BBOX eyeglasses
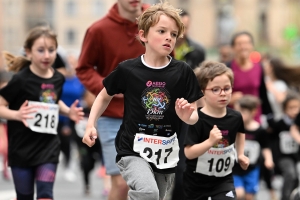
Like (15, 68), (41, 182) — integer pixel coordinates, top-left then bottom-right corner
(205, 86), (232, 95)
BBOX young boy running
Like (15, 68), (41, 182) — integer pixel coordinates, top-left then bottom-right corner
(233, 95), (274, 200)
(184, 61), (249, 200)
(82, 2), (203, 200)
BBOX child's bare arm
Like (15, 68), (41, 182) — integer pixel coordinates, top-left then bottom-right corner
(235, 132), (249, 170)
(82, 88), (113, 147)
(185, 125), (222, 159)
(262, 148), (274, 169)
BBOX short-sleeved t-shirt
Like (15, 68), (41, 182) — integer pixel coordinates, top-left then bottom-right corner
(103, 56), (203, 173)
(233, 126), (268, 175)
(0, 66), (65, 167)
(273, 116), (299, 162)
(184, 107), (244, 187)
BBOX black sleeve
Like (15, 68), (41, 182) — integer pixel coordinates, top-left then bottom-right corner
(259, 65), (273, 115)
(294, 112), (300, 127)
(0, 73), (23, 103)
(237, 112), (245, 133)
(103, 64), (126, 96)
(52, 53), (66, 69)
(184, 122), (202, 146)
(184, 65), (203, 103)
(258, 128), (269, 149)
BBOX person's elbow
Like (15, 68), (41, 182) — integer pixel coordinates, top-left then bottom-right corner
(184, 146), (195, 160)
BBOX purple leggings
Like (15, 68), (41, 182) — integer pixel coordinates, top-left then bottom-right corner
(11, 163), (57, 200)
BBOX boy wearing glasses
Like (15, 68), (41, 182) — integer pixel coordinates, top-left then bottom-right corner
(183, 61), (249, 200)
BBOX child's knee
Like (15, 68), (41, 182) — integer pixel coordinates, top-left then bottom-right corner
(139, 189), (160, 200)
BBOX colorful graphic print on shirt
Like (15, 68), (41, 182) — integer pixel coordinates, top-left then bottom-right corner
(142, 80), (170, 121)
(39, 83), (57, 103)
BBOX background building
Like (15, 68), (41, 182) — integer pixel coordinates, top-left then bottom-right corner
(1, 0), (300, 67)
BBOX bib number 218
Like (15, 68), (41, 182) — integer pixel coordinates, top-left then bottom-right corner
(34, 113), (56, 128)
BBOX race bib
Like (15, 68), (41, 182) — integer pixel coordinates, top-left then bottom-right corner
(279, 131), (299, 154)
(133, 133), (179, 169)
(244, 140), (260, 164)
(195, 144), (235, 177)
(26, 101), (59, 134)
(75, 117), (88, 137)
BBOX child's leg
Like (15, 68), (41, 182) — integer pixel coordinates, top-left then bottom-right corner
(154, 172), (175, 200)
(35, 163), (57, 200)
(117, 156), (160, 200)
(278, 157), (297, 200)
(233, 175), (245, 200)
(11, 166), (35, 200)
(244, 167), (260, 200)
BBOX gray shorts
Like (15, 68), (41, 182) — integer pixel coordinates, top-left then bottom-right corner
(117, 156), (174, 200)
(97, 117), (122, 175)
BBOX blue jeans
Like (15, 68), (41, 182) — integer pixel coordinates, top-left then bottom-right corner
(97, 117), (122, 175)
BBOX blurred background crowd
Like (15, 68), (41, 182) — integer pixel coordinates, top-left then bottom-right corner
(1, 0), (300, 200)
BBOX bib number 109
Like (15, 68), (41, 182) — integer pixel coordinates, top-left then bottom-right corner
(207, 157), (231, 173)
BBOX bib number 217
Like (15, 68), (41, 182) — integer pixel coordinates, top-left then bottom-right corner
(143, 147), (173, 165)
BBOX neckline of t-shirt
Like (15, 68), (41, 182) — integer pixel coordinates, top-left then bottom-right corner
(198, 107), (228, 119)
(28, 65), (56, 80)
(141, 55), (172, 69)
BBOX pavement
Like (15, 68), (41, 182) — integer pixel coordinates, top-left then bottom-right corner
(0, 152), (283, 200)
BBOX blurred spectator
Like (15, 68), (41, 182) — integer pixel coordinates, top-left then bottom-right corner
(174, 10), (205, 69)
(0, 70), (13, 181)
(57, 53), (85, 182)
(227, 31), (272, 123)
(218, 43), (233, 64)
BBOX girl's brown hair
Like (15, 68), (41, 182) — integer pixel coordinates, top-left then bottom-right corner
(2, 26), (57, 72)
(194, 61), (234, 91)
(136, 1), (185, 46)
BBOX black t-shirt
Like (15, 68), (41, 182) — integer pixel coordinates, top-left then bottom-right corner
(0, 66), (65, 167)
(273, 117), (299, 162)
(233, 126), (268, 175)
(103, 56), (203, 173)
(184, 107), (244, 187)
(295, 112), (300, 127)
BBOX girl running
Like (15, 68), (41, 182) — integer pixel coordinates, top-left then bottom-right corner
(0, 26), (83, 200)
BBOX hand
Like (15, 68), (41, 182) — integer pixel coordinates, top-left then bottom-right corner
(82, 126), (98, 147)
(208, 125), (222, 146)
(17, 100), (36, 127)
(175, 98), (195, 122)
(61, 125), (72, 136)
(114, 94), (124, 98)
(69, 100), (84, 123)
(238, 155), (249, 170)
(264, 159), (274, 170)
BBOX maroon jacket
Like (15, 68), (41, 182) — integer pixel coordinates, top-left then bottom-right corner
(76, 3), (148, 118)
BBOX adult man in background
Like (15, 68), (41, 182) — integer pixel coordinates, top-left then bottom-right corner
(76, 1), (148, 199)
(174, 10), (205, 69)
